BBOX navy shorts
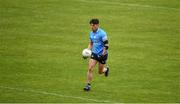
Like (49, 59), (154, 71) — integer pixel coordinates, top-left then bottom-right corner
(91, 53), (108, 64)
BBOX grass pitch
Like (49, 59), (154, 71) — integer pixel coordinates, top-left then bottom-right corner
(0, 0), (180, 103)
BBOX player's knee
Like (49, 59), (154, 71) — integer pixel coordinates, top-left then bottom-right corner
(88, 67), (93, 72)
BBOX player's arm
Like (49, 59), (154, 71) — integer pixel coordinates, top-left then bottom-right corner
(102, 32), (109, 55)
(88, 41), (93, 50)
(102, 40), (109, 55)
(82, 41), (92, 59)
(88, 34), (93, 50)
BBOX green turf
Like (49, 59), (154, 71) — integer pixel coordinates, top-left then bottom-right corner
(0, 0), (180, 103)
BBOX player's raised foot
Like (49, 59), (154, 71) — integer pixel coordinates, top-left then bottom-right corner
(83, 84), (91, 91)
(105, 66), (109, 77)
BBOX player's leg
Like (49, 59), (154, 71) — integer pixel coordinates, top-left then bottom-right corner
(84, 59), (97, 91)
(98, 63), (106, 74)
(86, 59), (97, 83)
(98, 54), (109, 76)
(98, 63), (109, 77)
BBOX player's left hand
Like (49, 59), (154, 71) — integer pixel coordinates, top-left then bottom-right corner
(102, 50), (106, 56)
(99, 55), (105, 60)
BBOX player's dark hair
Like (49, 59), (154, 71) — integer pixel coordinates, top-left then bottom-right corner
(89, 18), (99, 24)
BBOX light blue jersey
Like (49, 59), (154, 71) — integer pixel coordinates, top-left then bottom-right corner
(89, 28), (108, 55)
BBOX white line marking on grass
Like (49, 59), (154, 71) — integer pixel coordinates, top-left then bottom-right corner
(76, 0), (180, 11)
(0, 85), (110, 103)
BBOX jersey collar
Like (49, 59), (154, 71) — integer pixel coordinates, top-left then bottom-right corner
(93, 28), (100, 33)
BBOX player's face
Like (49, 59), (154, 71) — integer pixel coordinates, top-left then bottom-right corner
(90, 24), (99, 32)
